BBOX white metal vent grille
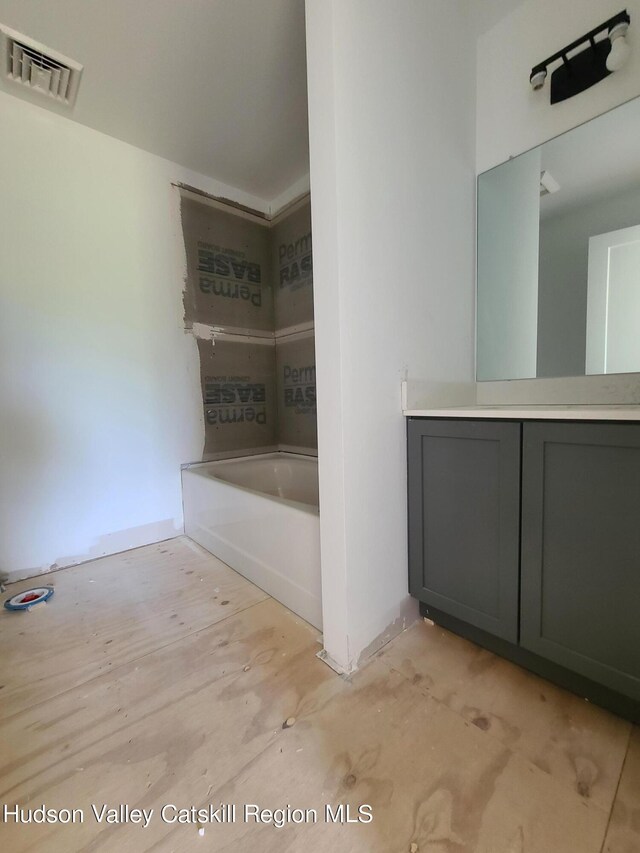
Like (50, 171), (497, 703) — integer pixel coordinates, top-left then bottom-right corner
(1, 24), (82, 108)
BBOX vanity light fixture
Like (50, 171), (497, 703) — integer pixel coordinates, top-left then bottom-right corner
(529, 10), (631, 104)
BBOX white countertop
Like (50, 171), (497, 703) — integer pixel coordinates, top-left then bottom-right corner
(403, 405), (640, 421)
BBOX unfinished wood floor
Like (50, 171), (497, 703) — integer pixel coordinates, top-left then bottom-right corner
(1, 537), (638, 853)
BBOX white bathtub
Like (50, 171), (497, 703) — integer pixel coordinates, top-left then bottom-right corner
(182, 453), (321, 629)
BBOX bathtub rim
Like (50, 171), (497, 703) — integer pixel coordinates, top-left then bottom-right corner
(182, 451), (320, 516)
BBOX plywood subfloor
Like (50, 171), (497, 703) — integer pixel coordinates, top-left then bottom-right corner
(0, 536), (638, 852)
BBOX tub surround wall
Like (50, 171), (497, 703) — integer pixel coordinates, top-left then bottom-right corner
(197, 338), (278, 458)
(273, 202), (317, 453)
(182, 198), (274, 334)
(181, 196), (317, 460)
(181, 197), (278, 459)
(272, 203), (314, 331)
(276, 331), (318, 451)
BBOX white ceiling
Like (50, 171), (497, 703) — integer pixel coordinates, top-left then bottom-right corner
(0, 0), (526, 202)
(0, 0), (309, 202)
(471, 0), (528, 35)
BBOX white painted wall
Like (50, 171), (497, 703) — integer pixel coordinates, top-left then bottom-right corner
(305, 0), (476, 671)
(0, 90), (269, 580)
(477, 0), (640, 174)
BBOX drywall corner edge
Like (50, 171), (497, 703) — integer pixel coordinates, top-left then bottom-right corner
(355, 596), (420, 669)
(270, 173), (311, 218)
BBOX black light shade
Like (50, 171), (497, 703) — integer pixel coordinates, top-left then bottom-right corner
(550, 39), (612, 104)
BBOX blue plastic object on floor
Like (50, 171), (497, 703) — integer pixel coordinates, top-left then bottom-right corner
(4, 586), (54, 611)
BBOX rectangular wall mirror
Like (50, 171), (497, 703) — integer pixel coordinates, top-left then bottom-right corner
(477, 95), (640, 381)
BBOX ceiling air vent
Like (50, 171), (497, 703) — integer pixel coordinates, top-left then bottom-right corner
(0, 24), (82, 108)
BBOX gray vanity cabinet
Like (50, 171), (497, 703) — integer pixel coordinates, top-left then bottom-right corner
(407, 419), (521, 642)
(408, 416), (640, 717)
(520, 422), (640, 701)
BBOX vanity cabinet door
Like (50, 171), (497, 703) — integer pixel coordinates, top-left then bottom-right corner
(408, 419), (521, 642)
(521, 422), (640, 701)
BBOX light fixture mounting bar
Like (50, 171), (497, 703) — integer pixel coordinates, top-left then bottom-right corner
(530, 10), (630, 81)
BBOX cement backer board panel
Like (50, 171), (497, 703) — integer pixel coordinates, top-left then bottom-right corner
(182, 196), (316, 459)
(276, 333), (317, 450)
(272, 201), (313, 330)
(182, 197), (273, 332)
(198, 338), (277, 457)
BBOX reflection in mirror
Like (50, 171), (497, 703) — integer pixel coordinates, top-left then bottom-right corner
(477, 95), (640, 381)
